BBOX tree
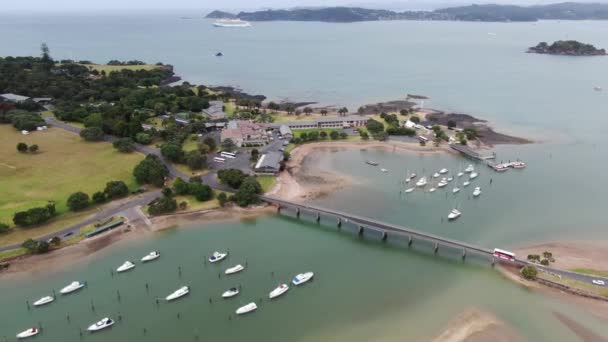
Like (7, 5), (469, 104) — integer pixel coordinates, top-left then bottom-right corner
(172, 177), (190, 195)
(113, 137), (135, 153)
(104, 180), (129, 199)
(303, 107), (313, 116)
(360, 131), (369, 140)
(148, 196), (177, 215)
(320, 109), (328, 116)
(28, 144), (39, 153)
(203, 137), (217, 151)
(162, 187), (173, 198)
(197, 143), (211, 155)
(366, 119), (384, 134)
(399, 109), (409, 116)
(339, 132), (348, 139)
(330, 130), (339, 140)
(409, 116), (420, 124)
(135, 132), (152, 145)
(40, 43), (54, 71)
(185, 150), (206, 170)
(67, 192), (90, 211)
(338, 107), (348, 116)
(50, 236), (61, 246)
(217, 168), (246, 189)
(217, 192), (228, 207)
(267, 102), (280, 111)
(83, 113), (103, 128)
(13, 203), (56, 226)
(190, 182), (213, 201)
(160, 143), (184, 163)
(283, 151), (291, 162)
(447, 120), (457, 129)
(540, 259), (550, 266)
(521, 265), (538, 280)
(376, 131), (389, 141)
(92, 191), (107, 204)
(319, 131), (327, 139)
(221, 138), (237, 152)
(22, 239), (39, 252)
(17, 142), (28, 153)
(0, 222), (10, 234)
(133, 154), (169, 187)
(250, 148), (260, 161)
(80, 127), (104, 141)
(300, 132), (308, 141)
(542, 251), (553, 260)
(234, 177), (262, 207)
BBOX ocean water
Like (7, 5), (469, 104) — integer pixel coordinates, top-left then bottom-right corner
(1, 12), (608, 341)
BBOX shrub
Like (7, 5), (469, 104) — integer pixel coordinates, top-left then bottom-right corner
(92, 191), (107, 204)
(80, 127), (104, 141)
(148, 196), (177, 216)
(409, 116), (420, 124)
(330, 131), (339, 140)
(217, 192), (228, 207)
(172, 177), (191, 195)
(104, 180), (129, 199)
(540, 259), (550, 266)
(190, 182), (213, 201)
(13, 203), (56, 226)
(366, 119), (384, 134)
(0, 222), (10, 234)
(28, 144), (39, 153)
(133, 154), (169, 187)
(67, 191), (90, 211)
(185, 150), (206, 170)
(112, 137), (135, 152)
(135, 132), (152, 145)
(17, 142), (28, 152)
(521, 265), (538, 280)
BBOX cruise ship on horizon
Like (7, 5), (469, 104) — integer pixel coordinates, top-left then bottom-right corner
(213, 19), (252, 28)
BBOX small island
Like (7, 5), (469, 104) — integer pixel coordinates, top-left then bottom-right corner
(527, 40), (606, 56)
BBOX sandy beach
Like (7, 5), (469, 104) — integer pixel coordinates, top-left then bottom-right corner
(430, 307), (521, 342)
(514, 240), (608, 271)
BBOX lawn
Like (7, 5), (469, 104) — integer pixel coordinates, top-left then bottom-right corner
(257, 176), (277, 193)
(174, 196), (221, 213)
(224, 102), (236, 119)
(569, 268), (608, 278)
(0, 125), (143, 229)
(182, 134), (199, 152)
(82, 64), (161, 73)
(540, 272), (608, 297)
(0, 248), (28, 262)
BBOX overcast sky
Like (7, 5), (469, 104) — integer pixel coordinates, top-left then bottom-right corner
(4, 0), (604, 12)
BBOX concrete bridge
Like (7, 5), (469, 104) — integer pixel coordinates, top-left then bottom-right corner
(261, 195), (497, 263)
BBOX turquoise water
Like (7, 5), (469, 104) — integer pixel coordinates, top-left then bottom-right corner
(1, 12), (608, 341)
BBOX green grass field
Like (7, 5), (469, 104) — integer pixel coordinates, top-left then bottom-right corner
(569, 268), (608, 278)
(224, 102), (236, 118)
(257, 176), (277, 193)
(0, 125), (143, 232)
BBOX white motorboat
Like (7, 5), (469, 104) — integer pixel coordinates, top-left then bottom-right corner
(439, 168), (448, 174)
(116, 261), (135, 273)
(452, 187), (460, 193)
(225, 264), (245, 275)
(60, 281), (85, 295)
(447, 177), (453, 182)
(464, 165), (475, 173)
(437, 179), (448, 188)
(87, 317), (114, 332)
(511, 161), (526, 169)
(16, 328), (39, 339)
(292, 272), (314, 286)
(365, 160), (378, 166)
(166, 286), (190, 301)
(213, 19), (251, 28)
(269, 284), (289, 299)
(222, 287), (240, 298)
(381, 168), (388, 173)
(469, 172), (478, 180)
(405, 187), (415, 193)
(448, 209), (462, 220)
(473, 187), (482, 197)
(405, 177), (410, 183)
(141, 251), (160, 262)
(33, 295), (54, 307)
(409, 173), (417, 179)
(432, 172), (440, 178)
(415, 177), (427, 187)
(429, 188), (436, 193)
(463, 181), (471, 187)
(457, 172), (464, 177)
(209, 251), (228, 263)
(236, 302), (258, 315)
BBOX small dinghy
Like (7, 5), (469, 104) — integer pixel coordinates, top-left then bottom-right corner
(432, 172), (440, 178)
(16, 328), (39, 339)
(222, 287), (240, 298)
(33, 295), (54, 307)
(439, 168), (448, 174)
(463, 181), (471, 187)
(60, 281), (85, 295)
(452, 187), (460, 193)
(141, 251), (160, 262)
(457, 172), (464, 177)
(225, 264), (245, 275)
(405, 187), (415, 193)
(269, 284), (289, 299)
(87, 317), (114, 332)
(429, 188), (436, 193)
(166, 286), (190, 301)
(292, 272), (314, 286)
(473, 187), (482, 197)
(236, 302), (258, 315)
(116, 261), (135, 273)
(208, 251), (228, 263)
(469, 172), (478, 180)
(448, 209), (462, 220)
(447, 177), (453, 182)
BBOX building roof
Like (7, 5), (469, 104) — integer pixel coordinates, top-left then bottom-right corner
(404, 120), (416, 129)
(0, 93), (30, 102)
(204, 100), (227, 119)
(279, 125), (293, 136)
(254, 151), (282, 171)
(32, 97), (53, 103)
(315, 115), (369, 123)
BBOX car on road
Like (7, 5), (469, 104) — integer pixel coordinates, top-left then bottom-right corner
(592, 279), (605, 286)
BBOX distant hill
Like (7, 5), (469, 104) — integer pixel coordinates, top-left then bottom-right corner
(206, 2), (608, 23)
(528, 40), (606, 56)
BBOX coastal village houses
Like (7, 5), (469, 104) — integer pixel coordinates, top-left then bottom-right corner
(221, 120), (270, 147)
(277, 115), (369, 130)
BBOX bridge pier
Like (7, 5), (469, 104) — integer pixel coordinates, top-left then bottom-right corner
(316, 212), (321, 223)
(434, 243), (439, 254)
(296, 208), (300, 218)
(462, 249), (466, 261)
(358, 226), (364, 236)
(277, 205), (281, 213)
(408, 235), (413, 247)
(491, 257), (496, 267)
(337, 218), (342, 228)
(381, 232), (388, 242)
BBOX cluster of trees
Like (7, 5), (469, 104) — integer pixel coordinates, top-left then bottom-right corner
(16, 142), (39, 153)
(0, 110), (45, 131)
(113, 137), (135, 152)
(217, 168), (262, 207)
(13, 203), (56, 227)
(526, 251), (554, 266)
(21, 238), (59, 254)
(521, 265), (538, 280)
(107, 60), (147, 66)
(290, 130), (348, 145)
(133, 155), (169, 187)
(66, 180), (129, 211)
(172, 177), (213, 202)
(148, 188), (177, 216)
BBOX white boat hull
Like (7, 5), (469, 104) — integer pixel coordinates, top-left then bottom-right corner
(209, 252), (227, 263)
(87, 318), (114, 332)
(60, 282), (85, 294)
(141, 252), (160, 262)
(33, 296), (54, 307)
(222, 289), (239, 298)
(269, 284), (289, 299)
(166, 286), (190, 301)
(236, 302), (258, 315)
(16, 328), (39, 339)
(225, 264), (244, 274)
(292, 272), (314, 286)
(116, 262), (135, 273)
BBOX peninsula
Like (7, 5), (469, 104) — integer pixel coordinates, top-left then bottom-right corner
(527, 40), (606, 56)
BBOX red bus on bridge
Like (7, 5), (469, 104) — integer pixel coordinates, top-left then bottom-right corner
(493, 248), (515, 261)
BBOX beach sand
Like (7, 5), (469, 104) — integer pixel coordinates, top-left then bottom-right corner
(430, 307), (521, 342)
(514, 240), (608, 271)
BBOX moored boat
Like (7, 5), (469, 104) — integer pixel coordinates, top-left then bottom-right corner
(464, 164), (475, 173)
(365, 160), (378, 166)
(116, 261), (135, 273)
(381, 168), (388, 173)
(222, 287), (240, 298)
(457, 172), (464, 177)
(439, 168), (448, 174)
(463, 181), (471, 187)
(437, 179), (448, 188)
(141, 251), (160, 262)
(236, 302), (258, 315)
(87, 317), (114, 332)
(16, 328), (39, 339)
(269, 284), (289, 299)
(452, 187), (460, 193)
(432, 172), (440, 178)
(213, 19), (251, 28)
(415, 177), (427, 187)
(473, 187), (482, 197)
(447, 177), (454, 182)
(405, 187), (415, 193)
(469, 172), (478, 180)
(429, 188), (436, 193)
(60, 281), (85, 295)
(209, 251), (228, 263)
(166, 286), (190, 301)
(448, 209), (462, 220)
(292, 272), (314, 286)
(225, 264), (245, 275)
(33, 295), (54, 307)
